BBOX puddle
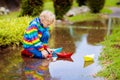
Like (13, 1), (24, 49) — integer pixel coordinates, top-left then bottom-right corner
(49, 26), (106, 80)
(0, 24), (107, 80)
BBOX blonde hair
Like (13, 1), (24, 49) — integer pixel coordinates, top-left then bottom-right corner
(39, 10), (55, 24)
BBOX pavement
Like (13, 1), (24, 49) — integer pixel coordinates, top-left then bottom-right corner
(110, 7), (120, 13)
(109, 7), (120, 17)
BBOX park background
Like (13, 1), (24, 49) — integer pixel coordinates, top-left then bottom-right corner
(0, 0), (120, 80)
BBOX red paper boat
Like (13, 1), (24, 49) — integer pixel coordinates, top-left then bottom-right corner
(56, 52), (73, 58)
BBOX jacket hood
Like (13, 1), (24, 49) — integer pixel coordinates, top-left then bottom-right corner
(29, 17), (43, 27)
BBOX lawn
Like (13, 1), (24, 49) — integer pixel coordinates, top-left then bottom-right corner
(97, 24), (120, 80)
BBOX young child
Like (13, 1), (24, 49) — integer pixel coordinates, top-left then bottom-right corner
(21, 10), (55, 59)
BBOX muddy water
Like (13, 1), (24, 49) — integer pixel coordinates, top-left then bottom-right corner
(0, 24), (107, 80)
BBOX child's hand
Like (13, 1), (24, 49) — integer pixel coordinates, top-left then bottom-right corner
(41, 50), (49, 58)
(46, 48), (53, 53)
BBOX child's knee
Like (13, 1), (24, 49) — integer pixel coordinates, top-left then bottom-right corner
(28, 48), (45, 59)
(33, 54), (45, 59)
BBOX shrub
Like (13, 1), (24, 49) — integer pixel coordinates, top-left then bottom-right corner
(0, 17), (33, 47)
(53, 0), (73, 20)
(76, 0), (87, 6)
(20, 0), (43, 16)
(87, 0), (105, 13)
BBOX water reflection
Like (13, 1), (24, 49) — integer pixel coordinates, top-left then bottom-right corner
(69, 27), (106, 45)
(51, 27), (76, 52)
(0, 48), (23, 80)
(87, 29), (106, 45)
(73, 20), (107, 28)
(83, 61), (94, 68)
(22, 56), (51, 80)
(57, 58), (73, 62)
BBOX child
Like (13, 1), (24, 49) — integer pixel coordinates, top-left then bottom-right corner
(22, 10), (55, 59)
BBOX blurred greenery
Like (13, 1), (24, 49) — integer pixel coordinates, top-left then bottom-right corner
(87, 0), (105, 13)
(105, 0), (118, 7)
(0, 11), (20, 19)
(0, 49), (23, 79)
(43, 1), (54, 12)
(76, 0), (87, 6)
(0, 0), (119, 46)
(97, 24), (120, 80)
(0, 16), (33, 47)
(53, 0), (73, 19)
(66, 12), (99, 22)
(0, 0), (120, 79)
(20, 0), (43, 16)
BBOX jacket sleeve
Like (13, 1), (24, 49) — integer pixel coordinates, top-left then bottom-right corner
(25, 25), (44, 51)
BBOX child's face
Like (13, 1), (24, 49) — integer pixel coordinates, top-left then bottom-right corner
(41, 20), (51, 28)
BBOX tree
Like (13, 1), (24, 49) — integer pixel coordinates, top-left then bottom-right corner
(53, 0), (73, 20)
(20, 0), (43, 16)
(76, 0), (87, 6)
(87, 0), (105, 13)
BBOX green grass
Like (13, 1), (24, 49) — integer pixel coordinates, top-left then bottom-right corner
(68, 0), (119, 21)
(105, 0), (118, 7)
(0, 11), (20, 19)
(66, 0), (117, 22)
(97, 25), (120, 80)
(66, 12), (99, 22)
(43, 1), (54, 12)
(100, 0), (118, 14)
(72, 0), (78, 7)
(100, 8), (112, 14)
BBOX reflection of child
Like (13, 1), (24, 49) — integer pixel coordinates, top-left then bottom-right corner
(37, 60), (50, 76)
(22, 10), (55, 59)
(23, 57), (51, 80)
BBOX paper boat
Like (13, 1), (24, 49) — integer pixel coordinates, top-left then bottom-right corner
(84, 54), (94, 61)
(52, 47), (63, 53)
(51, 47), (63, 57)
(57, 52), (73, 58)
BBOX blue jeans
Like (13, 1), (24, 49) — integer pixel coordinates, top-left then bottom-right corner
(25, 31), (50, 59)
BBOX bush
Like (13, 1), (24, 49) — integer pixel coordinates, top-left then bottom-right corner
(0, 17), (33, 47)
(76, 0), (87, 6)
(87, 0), (105, 13)
(20, 0), (43, 16)
(53, 0), (73, 20)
